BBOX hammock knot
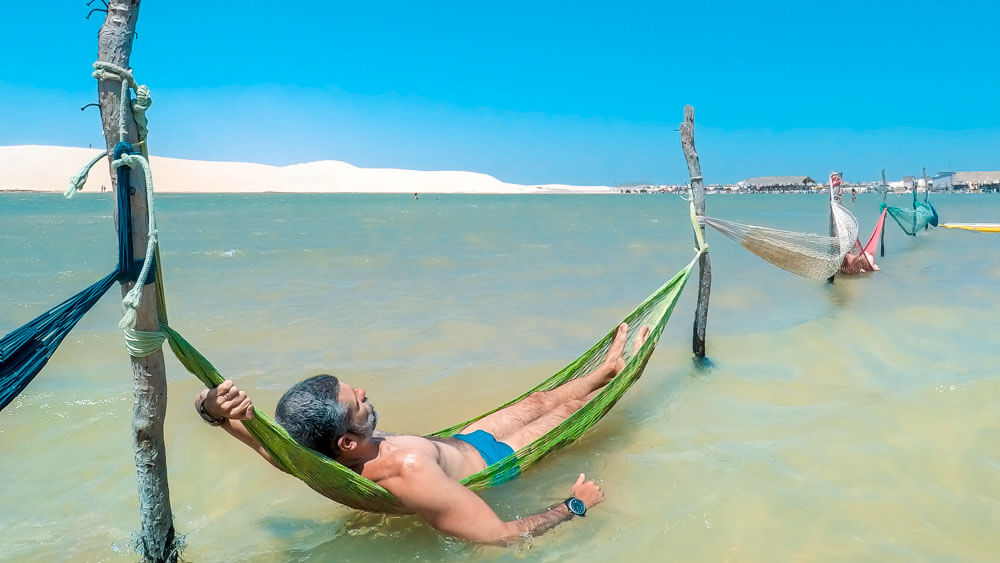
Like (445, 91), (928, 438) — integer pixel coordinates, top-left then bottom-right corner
(119, 306), (139, 331)
(113, 153), (143, 170)
(122, 288), (142, 310)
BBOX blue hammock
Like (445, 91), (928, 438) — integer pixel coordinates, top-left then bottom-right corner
(0, 142), (142, 411)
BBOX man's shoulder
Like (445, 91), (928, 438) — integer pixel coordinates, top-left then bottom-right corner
(382, 435), (441, 461)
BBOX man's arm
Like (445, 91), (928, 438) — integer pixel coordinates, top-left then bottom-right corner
(383, 453), (603, 545)
(195, 381), (284, 471)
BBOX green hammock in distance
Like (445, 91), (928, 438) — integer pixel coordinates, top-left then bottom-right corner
(167, 252), (701, 514)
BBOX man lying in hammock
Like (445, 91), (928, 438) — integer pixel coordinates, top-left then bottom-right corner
(194, 322), (650, 545)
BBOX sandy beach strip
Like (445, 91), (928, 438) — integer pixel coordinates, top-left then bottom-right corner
(0, 145), (614, 195)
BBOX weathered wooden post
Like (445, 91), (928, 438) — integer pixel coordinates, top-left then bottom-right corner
(880, 169), (887, 257)
(827, 171), (843, 284)
(922, 166), (929, 229)
(96, 2), (178, 561)
(679, 105), (711, 358)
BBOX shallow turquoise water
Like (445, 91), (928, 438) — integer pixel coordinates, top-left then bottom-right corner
(1, 192), (998, 561)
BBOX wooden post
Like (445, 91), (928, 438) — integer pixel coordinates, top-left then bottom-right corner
(97, 3), (178, 561)
(679, 105), (711, 358)
(880, 169), (887, 257)
(922, 166), (929, 229)
(827, 172), (842, 284)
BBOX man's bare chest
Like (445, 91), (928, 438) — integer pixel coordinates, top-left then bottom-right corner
(365, 435), (485, 482)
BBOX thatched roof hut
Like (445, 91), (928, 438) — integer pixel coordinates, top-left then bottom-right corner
(953, 171), (1000, 189)
(932, 171), (1000, 192)
(738, 176), (817, 192)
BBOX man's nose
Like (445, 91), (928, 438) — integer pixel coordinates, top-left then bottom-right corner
(358, 388), (366, 402)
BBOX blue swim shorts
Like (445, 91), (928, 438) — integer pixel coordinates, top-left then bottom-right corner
(452, 429), (521, 484)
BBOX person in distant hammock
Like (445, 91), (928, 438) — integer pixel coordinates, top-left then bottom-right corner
(840, 250), (879, 274)
(194, 322), (651, 545)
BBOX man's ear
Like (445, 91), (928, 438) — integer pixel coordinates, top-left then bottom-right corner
(337, 433), (358, 454)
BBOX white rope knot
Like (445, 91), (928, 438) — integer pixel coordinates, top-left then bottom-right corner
(132, 85), (152, 141)
(119, 298), (140, 330)
(112, 153), (144, 169)
(92, 61), (151, 144)
(92, 61), (138, 90)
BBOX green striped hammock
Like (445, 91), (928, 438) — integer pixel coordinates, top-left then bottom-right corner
(164, 251), (701, 514)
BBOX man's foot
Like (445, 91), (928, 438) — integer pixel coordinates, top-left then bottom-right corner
(865, 252), (879, 271)
(606, 323), (629, 375)
(605, 323), (652, 376)
(634, 325), (651, 355)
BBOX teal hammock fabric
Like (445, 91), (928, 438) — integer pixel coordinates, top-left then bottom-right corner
(0, 142), (141, 411)
(0, 273), (118, 409)
(883, 189), (939, 236)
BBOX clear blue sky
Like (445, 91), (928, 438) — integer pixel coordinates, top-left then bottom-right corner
(2, 1), (998, 185)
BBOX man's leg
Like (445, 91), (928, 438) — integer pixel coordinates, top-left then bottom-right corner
(459, 323), (650, 443)
(538, 323), (651, 406)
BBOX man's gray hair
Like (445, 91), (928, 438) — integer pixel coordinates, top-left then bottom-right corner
(274, 374), (349, 459)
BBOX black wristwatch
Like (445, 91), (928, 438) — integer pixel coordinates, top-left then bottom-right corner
(198, 397), (226, 426)
(564, 497), (586, 517)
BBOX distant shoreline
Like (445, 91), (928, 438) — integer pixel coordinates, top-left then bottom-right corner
(4, 189), (992, 196)
(3, 145), (996, 195)
(0, 145), (615, 195)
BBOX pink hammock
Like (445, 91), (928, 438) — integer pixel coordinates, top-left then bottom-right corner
(839, 209), (888, 275)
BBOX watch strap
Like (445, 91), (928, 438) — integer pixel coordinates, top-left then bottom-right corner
(198, 397), (226, 426)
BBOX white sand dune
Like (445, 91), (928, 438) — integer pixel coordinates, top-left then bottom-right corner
(0, 145), (614, 194)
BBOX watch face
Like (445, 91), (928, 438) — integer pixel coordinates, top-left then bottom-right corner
(567, 498), (586, 516)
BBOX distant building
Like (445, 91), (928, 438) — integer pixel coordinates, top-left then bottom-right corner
(932, 171), (1000, 192)
(902, 176), (916, 191)
(886, 180), (907, 193)
(931, 172), (954, 191)
(738, 176), (817, 192)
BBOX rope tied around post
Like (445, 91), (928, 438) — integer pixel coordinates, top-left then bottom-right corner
(687, 187), (708, 255)
(91, 61), (152, 148)
(67, 62), (153, 198)
(90, 61), (164, 355)
(123, 325), (168, 358)
(111, 153), (159, 334)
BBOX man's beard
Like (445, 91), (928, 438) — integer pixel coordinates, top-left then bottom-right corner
(348, 399), (378, 440)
